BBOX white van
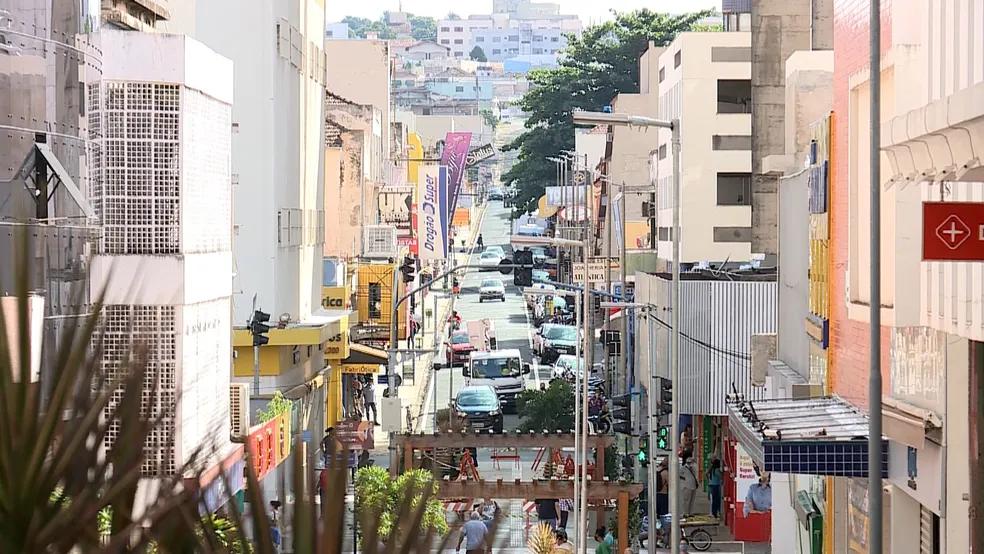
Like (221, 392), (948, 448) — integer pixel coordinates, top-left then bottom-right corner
(464, 349), (530, 413)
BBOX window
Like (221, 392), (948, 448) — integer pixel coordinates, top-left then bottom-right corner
(509, 35), (519, 41)
(441, 39), (450, 44)
(658, 144), (667, 160)
(712, 135), (752, 150)
(492, 49), (501, 55)
(533, 35), (543, 42)
(674, 50), (681, 68)
(454, 51), (463, 57)
(368, 283), (382, 319)
(440, 26), (450, 32)
(492, 36), (501, 43)
(455, 86), (464, 92)
(533, 48), (543, 54)
(657, 227), (673, 241)
(713, 226), (752, 243)
(658, 67), (665, 82)
(454, 26), (463, 32)
(716, 173), (752, 205)
(551, 36), (559, 42)
(453, 38), (463, 44)
(717, 80), (751, 113)
(476, 36), (485, 42)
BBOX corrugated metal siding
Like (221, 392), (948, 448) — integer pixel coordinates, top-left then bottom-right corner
(653, 277), (778, 415)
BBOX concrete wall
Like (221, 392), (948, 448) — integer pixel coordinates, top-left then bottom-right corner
(750, 0), (830, 256)
(325, 39), (391, 156)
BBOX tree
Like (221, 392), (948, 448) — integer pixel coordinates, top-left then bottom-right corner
(517, 379), (574, 432)
(501, 9), (712, 212)
(354, 466), (449, 542)
(469, 45), (488, 62)
(409, 15), (437, 41)
(342, 15), (396, 39)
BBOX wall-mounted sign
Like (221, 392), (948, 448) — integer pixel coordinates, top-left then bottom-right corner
(342, 363), (381, 374)
(325, 326), (350, 359)
(465, 143), (496, 167)
(322, 286), (350, 310)
(247, 418), (279, 481)
(922, 201), (984, 261)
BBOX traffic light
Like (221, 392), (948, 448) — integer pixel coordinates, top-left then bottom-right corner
(655, 377), (672, 417)
(656, 425), (670, 450)
(399, 255), (416, 283)
(638, 436), (649, 467)
(250, 310), (271, 347)
(612, 393), (632, 435)
(514, 249), (533, 287)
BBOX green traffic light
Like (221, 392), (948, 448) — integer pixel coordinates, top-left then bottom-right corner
(657, 426), (668, 438)
(657, 437), (668, 449)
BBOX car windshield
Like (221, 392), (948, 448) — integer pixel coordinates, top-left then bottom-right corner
(556, 356), (584, 370)
(471, 356), (522, 378)
(481, 252), (499, 259)
(451, 333), (471, 345)
(457, 388), (497, 407)
(545, 326), (577, 341)
(481, 279), (502, 288)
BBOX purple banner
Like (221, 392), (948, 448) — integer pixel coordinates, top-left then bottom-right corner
(441, 132), (473, 219)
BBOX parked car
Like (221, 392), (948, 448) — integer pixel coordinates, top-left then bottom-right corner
(477, 251), (503, 271)
(464, 349), (530, 413)
(532, 269), (550, 283)
(550, 354), (586, 380)
(453, 385), (504, 432)
(539, 324), (579, 364)
(479, 278), (506, 302)
(530, 246), (548, 266)
(488, 188), (505, 200)
(445, 330), (476, 367)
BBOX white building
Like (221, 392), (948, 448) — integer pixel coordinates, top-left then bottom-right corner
(653, 32), (753, 265)
(437, 11), (580, 63)
(87, 30), (234, 477)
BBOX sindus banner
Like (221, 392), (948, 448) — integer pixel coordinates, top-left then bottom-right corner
(416, 165), (449, 260)
(441, 131), (472, 219)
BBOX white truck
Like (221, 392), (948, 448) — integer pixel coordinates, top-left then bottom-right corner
(463, 349), (530, 413)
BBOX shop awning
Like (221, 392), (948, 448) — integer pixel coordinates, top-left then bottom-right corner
(727, 395), (887, 478)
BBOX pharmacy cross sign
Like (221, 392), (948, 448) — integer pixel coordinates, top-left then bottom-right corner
(922, 202), (984, 261)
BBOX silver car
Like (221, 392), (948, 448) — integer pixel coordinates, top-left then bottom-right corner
(479, 278), (506, 302)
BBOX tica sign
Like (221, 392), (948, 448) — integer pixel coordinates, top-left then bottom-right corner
(923, 202), (984, 261)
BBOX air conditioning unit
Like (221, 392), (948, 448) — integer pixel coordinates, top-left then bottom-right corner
(229, 383), (250, 442)
(363, 225), (398, 259)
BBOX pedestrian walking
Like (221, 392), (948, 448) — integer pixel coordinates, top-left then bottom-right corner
(679, 457), (698, 516)
(351, 379), (364, 420)
(456, 511), (489, 554)
(706, 458), (723, 518)
(477, 234), (484, 249)
(558, 498), (573, 529)
(593, 528), (612, 554)
(363, 378), (378, 425)
(535, 498), (560, 530)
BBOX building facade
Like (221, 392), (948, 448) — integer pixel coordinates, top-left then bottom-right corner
(436, 9), (580, 64)
(87, 30), (234, 478)
(653, 31), (754, 265)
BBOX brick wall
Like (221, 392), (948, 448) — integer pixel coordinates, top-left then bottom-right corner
(828, 0), (893, 410)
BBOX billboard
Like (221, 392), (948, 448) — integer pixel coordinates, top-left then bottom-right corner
(441, 132), (472, 218)
(416, 165), (449, 260)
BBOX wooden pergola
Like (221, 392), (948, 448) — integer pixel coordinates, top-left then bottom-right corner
(392, 431), (639, 547)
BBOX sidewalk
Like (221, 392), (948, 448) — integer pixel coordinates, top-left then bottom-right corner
(371, 202), (488, 456)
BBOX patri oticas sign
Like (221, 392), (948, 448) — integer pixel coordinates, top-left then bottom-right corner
(922, 202), (984, 261)
(416, 165), (449, 261)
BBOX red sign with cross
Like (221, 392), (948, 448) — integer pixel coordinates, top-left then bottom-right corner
(923, 202), (984, 261)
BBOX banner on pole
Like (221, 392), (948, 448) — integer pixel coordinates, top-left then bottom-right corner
(416, 165), (449, 260)
(441, 132), (472, 218)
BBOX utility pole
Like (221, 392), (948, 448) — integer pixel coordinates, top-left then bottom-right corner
(669, 119), (682, 554)
(868, 1), (884, 552)
(579, 160), (593, 550)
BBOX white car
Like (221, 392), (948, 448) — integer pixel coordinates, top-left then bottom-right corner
(477, 251), (503, 271)
(551, 354), (587, 380)
(479, 278), (506, 302)
(483, 245), (506, 258)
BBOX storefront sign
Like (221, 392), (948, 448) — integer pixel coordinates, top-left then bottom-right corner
(734, 444), (758, 501)
(452, 207), (470, 227)
(325, 326), (350, 359)
(416, 165), (449, 261)
(199, 456), (245, 514)
(465, 143), (495, 167)
(922, 201), (984, 260)
(247, 418), (279, 481)
(334, 419), (374, 451)
(342, 363), (380, 374)
(321, 286), (350, 310)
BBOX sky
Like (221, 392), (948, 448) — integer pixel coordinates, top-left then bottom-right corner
(326, 0), (722, 26)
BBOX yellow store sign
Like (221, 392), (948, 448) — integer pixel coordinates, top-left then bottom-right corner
(322, 286), (350, 310)
(325, 325), (349, 359)
(341, 363), (380, 374)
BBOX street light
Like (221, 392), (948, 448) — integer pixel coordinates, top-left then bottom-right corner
(573, 109), (683, 553)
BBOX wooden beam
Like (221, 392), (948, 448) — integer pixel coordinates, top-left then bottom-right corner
(393, 431), (616, 450)
(436, 478), (642, 500)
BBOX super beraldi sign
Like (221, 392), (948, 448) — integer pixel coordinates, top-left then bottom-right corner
(923, 202), (984, 261)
